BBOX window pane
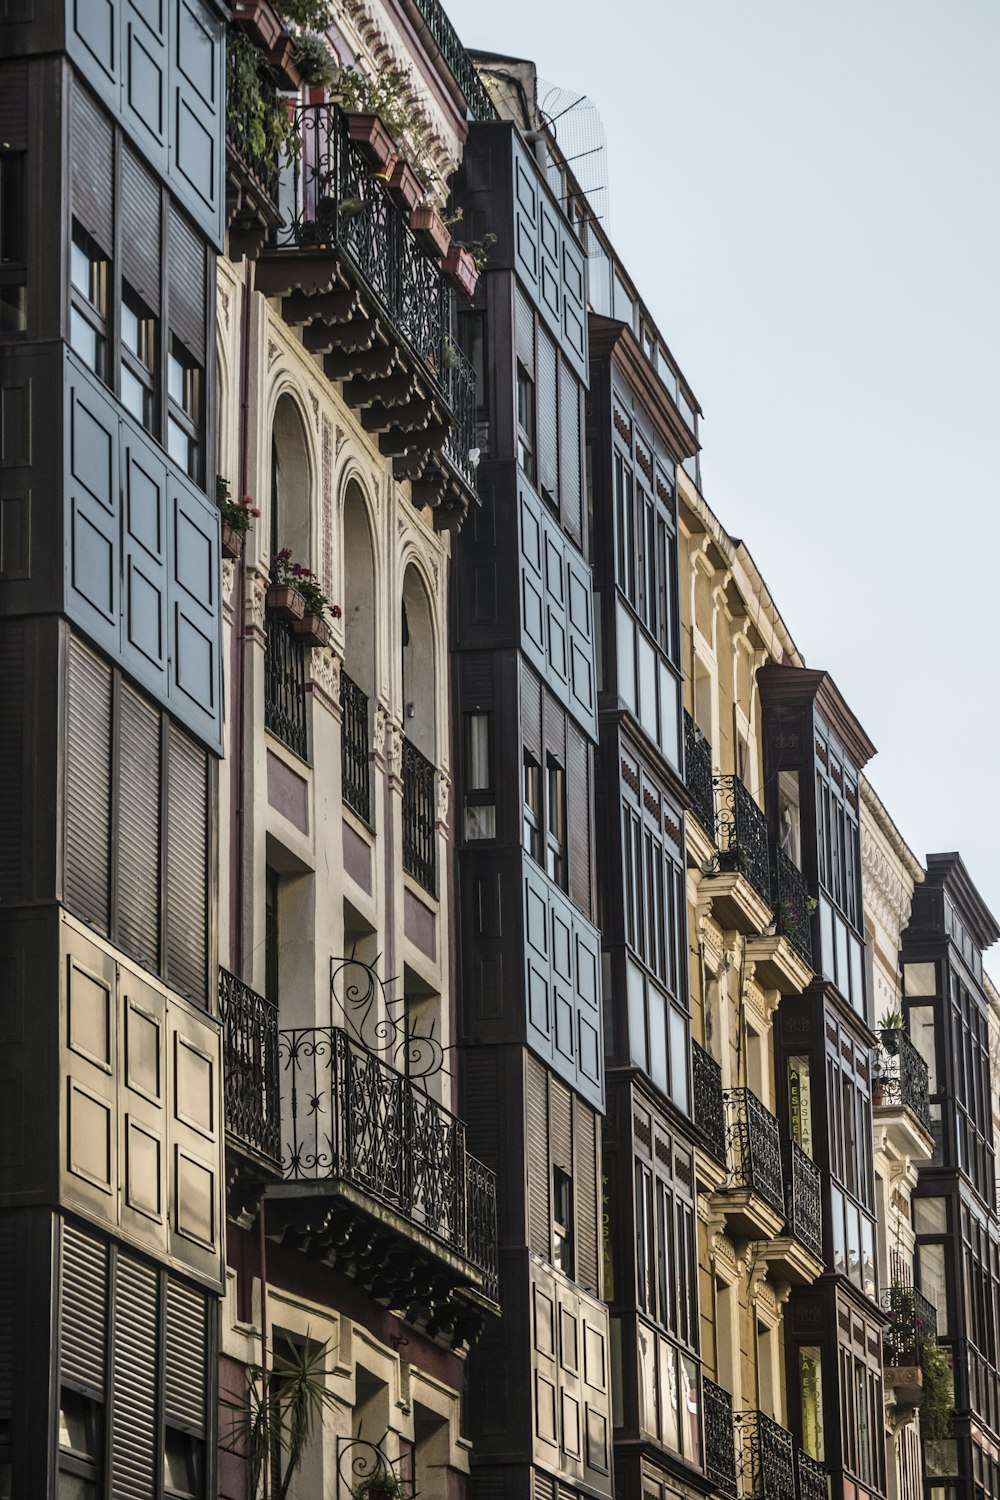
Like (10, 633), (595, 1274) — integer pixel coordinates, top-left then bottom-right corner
(120, 363), (148, 425)
(466, 714), (491, 790)
(167, 415), (192, 473)
(71, 240), (94, 300)
(914, 1196), (947, 1234)
(918, 1242), (948, 1335)
(909, 1005), (938, 1093)
(70, 307), (100, 372)
(905, 961), (937, 997)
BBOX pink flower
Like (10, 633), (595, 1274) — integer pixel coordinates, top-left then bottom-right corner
(331, 604), (343, 619)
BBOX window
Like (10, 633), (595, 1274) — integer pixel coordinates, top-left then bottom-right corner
(553, 1167), (573, 1276)
(0, 153), (27, 332)
(58, 1387), (103, 1498)
(120, 286), (157, 431)
(523, 752), (542, 864)
(265, 868), (280, 1007)
(464, 713), (495, 840)
(517, 361), (536, 483)
(70, 223), (108, 378)
(545, 757), (566, 889)
(459, 310), (489, 450)
(164, 1427), (204, 1499)
(167, 333), (201, 481)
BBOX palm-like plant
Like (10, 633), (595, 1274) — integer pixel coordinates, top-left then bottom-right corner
(223, 1334), (339, 1500)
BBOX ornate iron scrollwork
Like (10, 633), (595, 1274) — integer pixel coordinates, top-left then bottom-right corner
(330, 955), (449, 1085)
(336, 1436), (412, 1500)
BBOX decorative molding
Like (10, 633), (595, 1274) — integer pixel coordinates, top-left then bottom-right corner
(309, 646), (342, 715)
(435, 770), (450, 828)
(267, 339), (280, 369)
(219, 287), (230, 327)
(862, 820), (914, 944)
(372, 703), (389, 758)
(309, 390), (320, 432)
(247, 567), (268, 635)
(322, 416), (333, 599)
(222, 558), (236, 610)
(387, 718), (404, 782)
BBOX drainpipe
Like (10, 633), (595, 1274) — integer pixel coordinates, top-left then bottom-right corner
(231, 261), (254, 975)
(259, 1198), (270, 1500)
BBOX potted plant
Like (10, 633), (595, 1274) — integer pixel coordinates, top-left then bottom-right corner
(267, 549), (307, 621)
(353, 1466), (404, 1500)
(232, 0), (283, 51)
(410, 204), (451, 259)
(443, 244), (478, 297)
(216, 476), (260, 558)
(226, 28), (297, 175)
(289, 565), (342, 647)
(292, 30), (338, 89)
(334, 64), (414, 172)
(920, 1336), (953, 1440)
(388, 157), (423, 212)
(880, 1009), (904, 1055)
(222, 1334), (338, 1500)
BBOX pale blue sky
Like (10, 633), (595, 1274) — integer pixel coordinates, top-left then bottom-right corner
(446, 0), (1000, 938)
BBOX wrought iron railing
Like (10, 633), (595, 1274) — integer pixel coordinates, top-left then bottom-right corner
(772, 845), (813, 964)
(714, 775), (772, 903)
(280, 103), (447, 370)
(683, 710), (715, 836)
(735, 1410), (796, 1500)
(873, 1029), (931, 1132)
(796, 1450), (829, 1500)
(220, 967), (281, 1165)
(880, 1281), (937, 1366)
(265, 609), (309, 760)
(703, 1379), (738, 1498)
(405, 0), (499, 121)
(340, 670), (371, 824)
(278, 1026), (498, 1295)
(402, 737), (437, 894)
(225, 57), (282, 206)
(692, 1040), (727, 1166)
(781, 1140), (822, 1259)
(725, 1088), (784, 1216)
(442, 337), (478, 492)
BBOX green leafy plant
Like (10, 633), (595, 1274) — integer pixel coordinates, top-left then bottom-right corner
(920, 1336), (954, 1441)
(276, 0), (333, 25)
(227, 27), (296, 168)
(879, 1008), (904, 1031)
(334, 62), (416, 142)
(292, 30), (338, 88)
(272, 550), (342, 621)
(216, 476), (260, 534)
(353, 1466), (405, 1500)
(465, 231), (496, 271)
(222, 1335), (339, 1500)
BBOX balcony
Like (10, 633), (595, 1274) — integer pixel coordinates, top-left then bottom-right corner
(772, 847), (813, 965)
(340, 669), (371, 824)
(759, 1141), (824, 1286)
(692, 1040), (727, 1169)
(271, 1025), (499, 1342)
(715, 1089), (785, 1240)
(220, 968), (282, 1217)
(702, 775), (773, 935)
(265, 609), (309, 761)
(873, 1030), (933, 1160)
(703, 1378), (738, 1499)
(683, 710), (716, 841)
(401, 0), (499, 121)
(225, 72), (282, 260)
(796, 1451), (829, 1500)
(402, 737), (437, 895)
(734, 1410), (796, 1500)
(880, 1279), (936, 1405)
(256, 103), (477, 529)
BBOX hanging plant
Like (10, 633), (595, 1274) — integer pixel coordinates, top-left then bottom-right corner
(920, 1336), (953, 1441)
(292, 30), (338, 88)
(333, 62), (417, 143)
(227, 26), (296, 168)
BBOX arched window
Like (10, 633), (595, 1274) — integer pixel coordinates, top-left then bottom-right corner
(270, 394), (311, 565)
(400, 564), (437, 894)
(340, 483), (376, 824)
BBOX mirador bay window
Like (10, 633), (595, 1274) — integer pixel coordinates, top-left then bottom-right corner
(826, 1013), (876, 1301)
(814, 718), (867, 1018)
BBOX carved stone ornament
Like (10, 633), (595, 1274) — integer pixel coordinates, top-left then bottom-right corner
(222, 557), (236, 606)
(372, 703), (388, 757)
(309, 646), (341, 709)
(247, 567), (268, 632)
(435, 771), (450, 827)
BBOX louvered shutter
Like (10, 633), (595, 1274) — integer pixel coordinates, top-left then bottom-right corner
(550, 1078), (572, 1171)
(167, 206), (207, 364)
(117, 683), (161, 971)
(70, 82), (114, 251)
(112, 1255), (159, 1499)
(558, 364), (582, 545)
(566, 723), (592, 919)
(520, 661), (542, 762)
(60, 1222), (108, 1394)
(536, 331), (558, 505)
(121, 148), (162, 313)
(573, 1101), (599, 1297)
(515, 288), (535, 376)
(525, 1056), (550, 1259)
(65, 639), (113, 933)
(165, 1280), (207, 1432)
(164, 724), (208, 1007)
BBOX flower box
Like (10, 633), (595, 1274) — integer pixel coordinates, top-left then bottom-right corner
(221, 521), (245, 560)
(232, 0), (282, 50)
(346, 112), (398, 171)
(443, 244), (479, 298)
(387, 158), (423, 213)
(266, 583), (305, 621)
(410, 205), (451, 259)
(267, 34), (301, 92)
(293, 613), (331, 649)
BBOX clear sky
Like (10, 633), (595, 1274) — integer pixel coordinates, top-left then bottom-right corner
(445, 0), (1000, 941)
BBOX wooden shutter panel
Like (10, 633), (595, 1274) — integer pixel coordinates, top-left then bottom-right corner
(165, 1281), (207, 1432)
(515, 288), (535, 376)
(566, 723), (592, 919)
(536, 330), (558, 503)
(117, 683), (161, 972)
(525, 1056), (550, 1259)
(550, 1078), (572, 1170)
(70, 81), (113, 251)
(167, 205), (207, 364)
(164, 724), (208, 1007)
(520, 661), (542, 761)
(112, 1255), (159, 1499)
(558, 364), (582, 545)
(121, 148), (162, 313)
(60, 1222), (108, 1393)
(573, 1101), (599, 1297)
(65, 639), (113, 933)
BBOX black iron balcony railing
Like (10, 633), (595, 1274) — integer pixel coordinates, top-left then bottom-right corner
(340, 669), (371, 824)
(725, 1088), (785, 1217)
(441, 337), (478, 493)
(873, 1029), (931, 1132)
(265, 609), (309, 761)
(683, 710), (716, 836)
(703, 1379), (738, 1498)
(714, 775), (772, 904)
(278, 1026), (498, 1299)
(880, 1281), (937, 1366)
(772, 845), (813, 964)
(735, 1410), (796, 1500)
(781, 1140), (823, 1259)
(406, 0), (499, 121)
(220, 967), (281, 1166)
(692, 1040), (727, 1166)
(796, 1450), (829, 1500)
(402, 737), (437, 895)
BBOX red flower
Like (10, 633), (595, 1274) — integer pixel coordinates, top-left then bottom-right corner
(331, 604), (343, 619)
